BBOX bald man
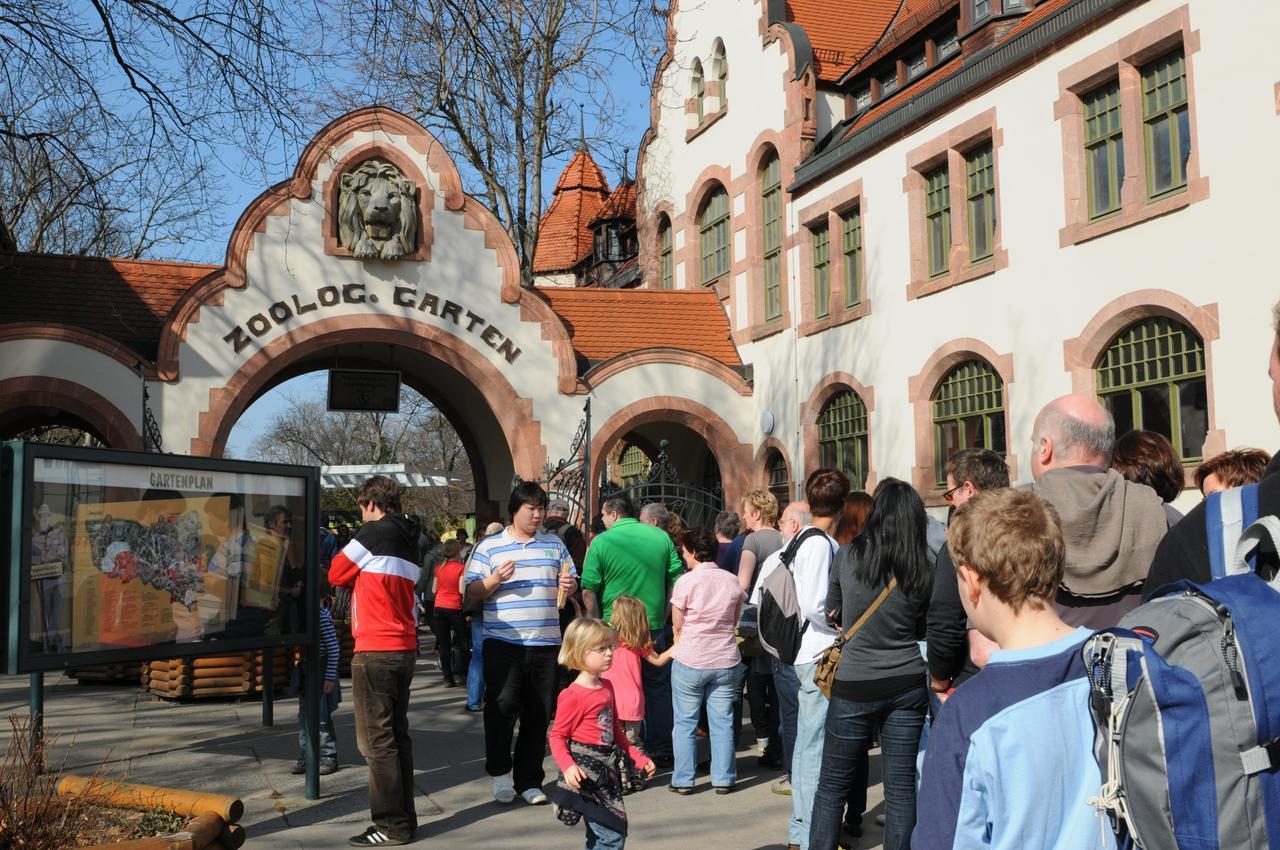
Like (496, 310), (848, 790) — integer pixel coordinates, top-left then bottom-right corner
(1027, 393), (1167, 628)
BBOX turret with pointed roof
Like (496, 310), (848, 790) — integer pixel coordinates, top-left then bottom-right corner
(531, 146), (611, 279)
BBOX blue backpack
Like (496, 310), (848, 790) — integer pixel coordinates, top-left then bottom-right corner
(1082, 518), (1280, 849)
(1206, 483), (1261, 579)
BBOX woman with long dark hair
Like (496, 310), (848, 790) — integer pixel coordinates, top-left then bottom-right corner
(809, 478), (933, 850)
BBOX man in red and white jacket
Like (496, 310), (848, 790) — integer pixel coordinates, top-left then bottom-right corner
(328, 475), (421, 848)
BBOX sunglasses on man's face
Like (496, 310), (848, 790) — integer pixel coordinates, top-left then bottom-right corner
(942, 483), (965, 504)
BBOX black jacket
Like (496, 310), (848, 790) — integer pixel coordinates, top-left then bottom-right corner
(1143, 452), (1280, 596)
(926, 544), (980, 686)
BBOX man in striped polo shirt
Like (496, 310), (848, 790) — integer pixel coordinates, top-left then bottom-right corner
(329, 476), (422, 847)
(466, 481), (578, 806)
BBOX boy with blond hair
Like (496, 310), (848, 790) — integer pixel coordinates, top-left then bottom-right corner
(913, 488), (1114, 850)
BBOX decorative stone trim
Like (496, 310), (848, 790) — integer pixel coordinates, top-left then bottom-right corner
(589, 395), (752, 515)
(904, 108), (1009, 301)
(1062, 289), (1224, 470)
(0, 377), (141, 449)
(907, 339), (1017, 504)
(583, 348), (752, 396)
(517, 289), (586, 394)
(0, 323), (158, 377)
(1054, 5), (1208, 248)
(686, 104), (728, 142)
(799, 371), (876, 488)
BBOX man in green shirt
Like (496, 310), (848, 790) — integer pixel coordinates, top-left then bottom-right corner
(581, 495), (684, 762)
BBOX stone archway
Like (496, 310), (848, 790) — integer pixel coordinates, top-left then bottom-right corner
(0, 377), (141, 449)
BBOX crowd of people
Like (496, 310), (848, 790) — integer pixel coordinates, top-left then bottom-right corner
(318, 306), (1280, 848)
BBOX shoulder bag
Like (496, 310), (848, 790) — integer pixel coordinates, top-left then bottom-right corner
(813, 578), (896, 700)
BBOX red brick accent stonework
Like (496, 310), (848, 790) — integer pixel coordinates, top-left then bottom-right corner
(191, 316), (547, 480)
(795, 180), (872, 336)
(1062, 289), (1224, 480)
(0, 377), (141, 449)
(800, 372), (877, 490)
(589, 396), (752, 514)
(907, 339), (1017, 505)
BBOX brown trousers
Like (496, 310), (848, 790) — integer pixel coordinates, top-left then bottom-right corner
(352, 651), (417, 841)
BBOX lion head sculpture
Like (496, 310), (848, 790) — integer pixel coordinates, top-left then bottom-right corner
(337, 159), (417, 260)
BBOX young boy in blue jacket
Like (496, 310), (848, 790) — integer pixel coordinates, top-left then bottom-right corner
(913, 488), (1114, 850)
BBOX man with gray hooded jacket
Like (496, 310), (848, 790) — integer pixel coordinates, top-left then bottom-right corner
(1028, 393), (1167, 628)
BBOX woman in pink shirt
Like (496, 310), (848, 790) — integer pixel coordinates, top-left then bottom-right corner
(668, 526), (746, 794)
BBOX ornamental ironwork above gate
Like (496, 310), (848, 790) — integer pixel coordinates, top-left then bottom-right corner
(611, 440), (724, 530)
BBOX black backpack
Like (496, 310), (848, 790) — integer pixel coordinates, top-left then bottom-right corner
(757, 528), (831, 664)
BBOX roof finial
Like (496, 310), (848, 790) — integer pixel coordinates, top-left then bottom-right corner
(578, 103), (587, 152)
(621, 147), (631, 183)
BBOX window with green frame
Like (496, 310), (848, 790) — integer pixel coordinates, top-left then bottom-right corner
(812, 224), (830, 319)
(618, 443), (651, 485)
(965, 143), (995, 261)
(766, 450), (791, 508)
(842, 207), (862, 307)
(818, 390), (870, 490)
(692, 60), (705, 123)
(762, 155), (783, 320)
(1095, 316), (1207, 462)
(1142, 49), (1190, 200)
(932, 359), (1006, 484)
(925, 166), (951, 277)
(699, 186), (730, 285)
(659, 219), (673, 289)
(1083, 80), (1124, 219)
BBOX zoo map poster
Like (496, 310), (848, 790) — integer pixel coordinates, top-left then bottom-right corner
(69, 496), (284, 650)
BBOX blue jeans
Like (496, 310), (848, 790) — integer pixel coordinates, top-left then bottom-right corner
(671, 661), (742, 787)
(466, 616), (485, 709)
(771, 657), (800, 773)
(789, 660), (826, 848)
(585, 818), (625, 850)
(642, 625), (674, 757)
(296, 683), (340, 760)
(808, 686), (928, 850)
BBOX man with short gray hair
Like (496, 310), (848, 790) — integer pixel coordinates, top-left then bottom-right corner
(639, 502), (669, 528)
(1029, 393), (1166, 628)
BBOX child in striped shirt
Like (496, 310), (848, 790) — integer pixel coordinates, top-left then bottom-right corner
(293, 593), (341, 775)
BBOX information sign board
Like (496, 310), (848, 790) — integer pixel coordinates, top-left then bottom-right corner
(327, 369), (400, 413)
(2, 443), (319, 674)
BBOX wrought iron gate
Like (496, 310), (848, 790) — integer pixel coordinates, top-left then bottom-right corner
(544, 400), (590, 529)
(610, 440), (724, 529)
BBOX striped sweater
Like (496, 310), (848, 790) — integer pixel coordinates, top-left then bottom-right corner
(328, 514), (420, 652)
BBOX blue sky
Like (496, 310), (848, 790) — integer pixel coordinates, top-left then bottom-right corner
(224, 61), (654, 458)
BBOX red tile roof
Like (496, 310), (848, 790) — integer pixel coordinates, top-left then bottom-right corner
(590, 181), (637, 226)
(533, 149), (612, 274)
(845, 0), (959, 79)
(785, 0), (901, 82)
(0, 252), (217, 360)
(541, 287), (742, 366)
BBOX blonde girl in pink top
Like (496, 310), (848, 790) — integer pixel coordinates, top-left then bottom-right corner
(668, 527), (747, 795)
(603, 595), (672, 793)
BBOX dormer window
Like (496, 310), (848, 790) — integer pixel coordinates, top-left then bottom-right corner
(879, 71), (899, 97)
(854, 87), (872, 112)
(907, 52), (927, 81)
(937, 33), (960, 61)
(972, 0), (990, 23)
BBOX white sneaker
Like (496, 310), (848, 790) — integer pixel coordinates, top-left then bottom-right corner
(492, 772), (515, 804)
(756, 737), (769, 755)
(520, 787), (548, 805)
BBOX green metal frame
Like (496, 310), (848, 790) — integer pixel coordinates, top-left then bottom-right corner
(1141, 49), (1189, 201)
(818, 390), (870, 490)
(1095, 317), (1207, 462)
(699, 187), (730, 285)
(766, 450), (791, 508)
(659, 222), (673, 289)
(1083, 80), (1124, 219)
(932, 360), (1005, 484)
(965, 143), (996, 261)
(618, 443), (652, 485)
(842, 207), (862, 308)
(812, 225), (830, 319)
(925, 166), (951, 278)
(693, 61), (705, 123)
(762, 156), (783, 320)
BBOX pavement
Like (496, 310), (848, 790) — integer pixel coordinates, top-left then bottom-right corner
(0, 653), (891, 850)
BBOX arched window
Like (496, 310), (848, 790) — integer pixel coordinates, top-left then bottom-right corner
(618, 443), (651, 485)
(766, 449), (791, 508)
(932, 359), (1006, 484)
(818, 390), (870, 490)
(761, 153), (783, 320)
(699, 186), (730, 285)
(710, 40), (727, 106)
(1095, 316), (1207, 461)
(658, 216), (673, 289)
(691, 60), (705, 123)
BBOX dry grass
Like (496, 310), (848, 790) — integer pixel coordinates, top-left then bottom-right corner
(0, 714), (187, 850)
